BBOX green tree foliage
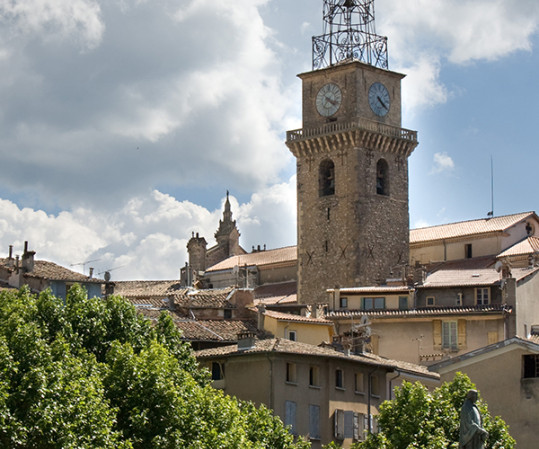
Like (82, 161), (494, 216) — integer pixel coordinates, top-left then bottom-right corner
(353, 373), (515, 449)
(0, 286), (309, 449)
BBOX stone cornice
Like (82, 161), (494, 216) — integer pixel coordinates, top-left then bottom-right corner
(286, 118), (418, 158)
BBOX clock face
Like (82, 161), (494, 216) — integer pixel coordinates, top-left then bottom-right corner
(316, 83), (342, 117)
(369, 82), (391, 117)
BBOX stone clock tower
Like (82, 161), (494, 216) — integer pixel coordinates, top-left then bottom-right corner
(286, 0), (418, 304)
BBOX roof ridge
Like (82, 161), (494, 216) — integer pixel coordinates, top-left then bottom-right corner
(411, 211), (535, 232)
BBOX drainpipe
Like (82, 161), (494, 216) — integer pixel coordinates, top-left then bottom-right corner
(388, 370), (401, 400)
(367, 366), (378, 434)
(265, 353), (274, 411)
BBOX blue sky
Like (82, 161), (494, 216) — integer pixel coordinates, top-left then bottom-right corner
(0, 0), (537, 279)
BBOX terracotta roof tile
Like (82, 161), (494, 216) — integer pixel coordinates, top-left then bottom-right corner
(195, 338), (438, 379)
(497, 237), (539, 258)
(410, 212), (536, 244)
(253, 281), (297, 305)
(205, 246), (297, 272)
(263, 309), (333, 325)
(114, 280), (185, 297)
(329, 286), (413, 294)
(0, 259), (104, 283)
(173, 288), (236, 308)
(420, 257), (539, 287)
(175, 319), (258, 342)
(328, 304), (509, 319)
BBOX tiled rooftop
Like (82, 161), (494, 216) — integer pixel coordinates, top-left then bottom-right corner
(113, 280), (185, 297)
(263, 309), (333, 325)
(253, 281), (297, 305)
(0, 258), (104, 283)
(328, 304), (509, 320)
(328, 286), (413, 294)
(421, 256), (539, 287)
(410, 212), (535, 244)
(497, 236), (539, 258)
(173, 288), (236, 308)
(195, 338), (439, 379)
(175, 319), (258, 342)
(205, 246), (297, 272)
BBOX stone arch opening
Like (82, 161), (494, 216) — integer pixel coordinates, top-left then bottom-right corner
(319, 159), (335, 197)
(376, 158), (389, 196)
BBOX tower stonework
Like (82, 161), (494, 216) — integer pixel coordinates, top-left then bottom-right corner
(286, 1), (418, 304)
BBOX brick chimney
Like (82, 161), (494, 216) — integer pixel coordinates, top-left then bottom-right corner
(21, 241), (35, 273)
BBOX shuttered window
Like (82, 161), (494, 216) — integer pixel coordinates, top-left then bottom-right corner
(309, 405), (320, 439)
(285, 401), (297, 434)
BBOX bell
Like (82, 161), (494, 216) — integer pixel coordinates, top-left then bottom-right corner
(343, 0), (356, 7)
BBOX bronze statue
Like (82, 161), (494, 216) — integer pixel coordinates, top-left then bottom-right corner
(459, 390), (488, 449)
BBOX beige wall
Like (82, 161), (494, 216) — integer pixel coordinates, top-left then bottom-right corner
(334, 316), (505, 365)
(264, 316), (334, 346)
(410, 235), (501, 266)
(332, 291), (412, 311)
(436, 345), (539, 449)
(200, 351), (408, 448)
(515, 272), (539, 338)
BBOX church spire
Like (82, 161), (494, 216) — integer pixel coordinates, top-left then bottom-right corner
(215, 191), (238, 242)
(223, 190), (232, 223)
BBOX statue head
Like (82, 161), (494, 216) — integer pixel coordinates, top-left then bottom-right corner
(466, 389), (478, 403)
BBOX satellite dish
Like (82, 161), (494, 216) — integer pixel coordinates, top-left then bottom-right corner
(104, 271), (111, 282)
(495, 261), (503, 273)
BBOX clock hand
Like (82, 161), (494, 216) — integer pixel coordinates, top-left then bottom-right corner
(325, 96), (338, 106)
(377, 96), (389, 110)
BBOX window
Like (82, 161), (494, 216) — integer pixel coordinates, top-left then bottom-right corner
(456, 293), (463, 306)
(354, 372), (365, 393)
(334, 410), (363, 440)
(376, 159), (389, 196)
(475, 288), (490, 305)
(465, 244), (473, 259)
(362, 297), (385, 310)
(309, 405), (320, 440)
(286, 362), (297, 383)
(223, 309), (232, 319)
(285, 401), (297, 434)
(319, 159), (335, 196)
(288, 330), (297, 341)
(442, 321), (458, 351)
(399, 296), (408, 310)
(211, 362), (224, 381)
(309, 366), (320, 387)
(335, 368), (344, 389)
(426, 296), (435, 307)
(523, 354), (539, 378)
(339, 296), (348, 309)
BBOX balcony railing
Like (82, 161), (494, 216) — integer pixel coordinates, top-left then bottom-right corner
(286, 118), (417, 144)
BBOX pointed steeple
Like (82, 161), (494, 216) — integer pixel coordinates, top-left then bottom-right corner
(215, 191), (238, 243)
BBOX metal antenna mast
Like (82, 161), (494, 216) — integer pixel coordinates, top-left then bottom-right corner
(312, 0), (388, 70)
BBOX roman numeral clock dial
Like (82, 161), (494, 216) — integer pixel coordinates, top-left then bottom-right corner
(316, 83), (342, 117)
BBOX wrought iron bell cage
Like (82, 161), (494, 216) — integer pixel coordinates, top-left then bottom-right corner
(312, 0), (388, 70)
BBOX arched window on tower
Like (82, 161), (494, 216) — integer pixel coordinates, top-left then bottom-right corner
(319, 159), (335, 197)
(376, 159), (389, 196)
